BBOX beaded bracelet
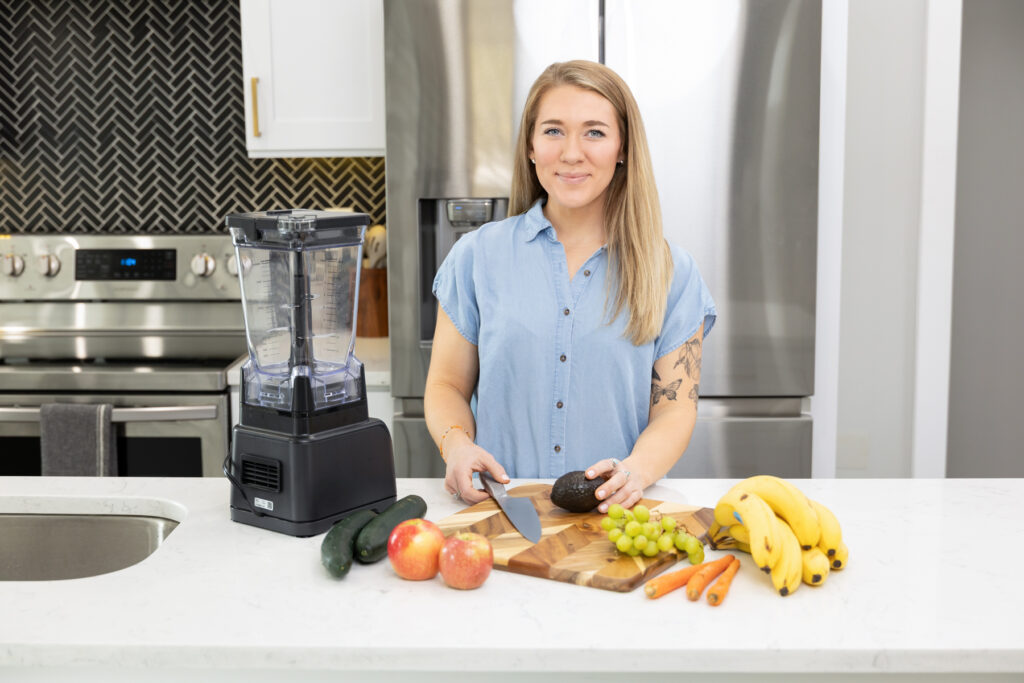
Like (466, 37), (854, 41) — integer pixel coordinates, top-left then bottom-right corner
(439, 424), (472, 462)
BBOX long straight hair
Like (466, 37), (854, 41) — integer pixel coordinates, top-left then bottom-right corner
(509, 60), (672, 346)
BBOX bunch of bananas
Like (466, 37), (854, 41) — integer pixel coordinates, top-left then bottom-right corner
(709, 475), (847, 597)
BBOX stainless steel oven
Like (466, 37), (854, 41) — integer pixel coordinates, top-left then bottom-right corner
(0, 233), (245, 477)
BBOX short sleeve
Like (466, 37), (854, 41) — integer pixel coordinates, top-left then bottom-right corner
(431, 234), (480, 345)
(654, 245), (717, 360)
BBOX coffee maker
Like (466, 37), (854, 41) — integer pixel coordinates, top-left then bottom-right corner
(225, 209), (396, 537)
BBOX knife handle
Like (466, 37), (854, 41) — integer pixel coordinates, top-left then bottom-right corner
(480, 471), (501, 496)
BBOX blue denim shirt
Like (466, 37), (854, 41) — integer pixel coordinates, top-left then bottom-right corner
(432, 200), (716, 478)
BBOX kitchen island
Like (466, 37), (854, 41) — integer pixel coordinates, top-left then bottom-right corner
(1, 477), (1022, 682)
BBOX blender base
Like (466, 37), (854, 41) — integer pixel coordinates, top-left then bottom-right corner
(228, 417), (397, 537)
(229, 495), (395, 537)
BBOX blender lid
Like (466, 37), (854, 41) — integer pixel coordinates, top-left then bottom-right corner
(227, 209), (370, 247)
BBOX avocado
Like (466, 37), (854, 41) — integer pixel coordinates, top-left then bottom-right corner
(550, 470), (603, 513)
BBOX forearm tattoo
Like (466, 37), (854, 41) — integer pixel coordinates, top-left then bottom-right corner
(650, 367), (682, 405)
(651, 339), (702, 409)
(673, 338), (702, 379)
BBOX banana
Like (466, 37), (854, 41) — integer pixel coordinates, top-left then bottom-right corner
(769, 516), (802, 596)
(800, 546), (830, 586)
(809, 498), (842, 557)
(713, 498), (738, 528)
(734, 475), (821, 550)
(728, 524), (750, 545)
(708, 523), (730, 549)
(830, 540), (849, 570)
(716, 488), (781, 572)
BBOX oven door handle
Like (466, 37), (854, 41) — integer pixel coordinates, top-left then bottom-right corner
(0, 405), (218, 423)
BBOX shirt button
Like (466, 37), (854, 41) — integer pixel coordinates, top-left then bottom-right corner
(554, 445), (561, 453)
(556, 401), (563, 409)
(584, 269), (591, 277)
(559, 354), (567, 362)
(563, 308), (570, 316)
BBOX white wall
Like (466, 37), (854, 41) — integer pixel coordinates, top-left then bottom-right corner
(813, 0), (962, 478)
(946, 0), (1024, 477)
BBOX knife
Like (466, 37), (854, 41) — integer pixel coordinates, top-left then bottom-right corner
(480, 472), (542, 544)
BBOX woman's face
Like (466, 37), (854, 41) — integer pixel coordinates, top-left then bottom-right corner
(529, 85), (623, 219)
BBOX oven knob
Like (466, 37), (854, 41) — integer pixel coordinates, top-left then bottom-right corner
(37, 254), (61, 277)
(2, 254), (25, 277)
(226, 255), (238, 276)
(190, 253), (216, 277)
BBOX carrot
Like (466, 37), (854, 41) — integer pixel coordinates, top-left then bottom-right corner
(643, 562), (704, 599)
(706, 557), (741, 606)
(685, 554), (736, 601)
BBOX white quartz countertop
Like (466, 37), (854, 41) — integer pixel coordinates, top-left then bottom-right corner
(2, 477), (1023, 681)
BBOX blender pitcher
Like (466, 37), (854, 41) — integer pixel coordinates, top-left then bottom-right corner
(226, 209), (396, 537)
(233, 210), (363, 415)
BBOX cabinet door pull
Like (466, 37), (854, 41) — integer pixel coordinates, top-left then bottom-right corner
(250, 76), (261, 138)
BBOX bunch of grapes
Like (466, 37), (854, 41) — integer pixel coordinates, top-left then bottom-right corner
(599, 503), (705, 563)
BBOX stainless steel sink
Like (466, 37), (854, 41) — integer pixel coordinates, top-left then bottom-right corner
(0, 513), (178, 581)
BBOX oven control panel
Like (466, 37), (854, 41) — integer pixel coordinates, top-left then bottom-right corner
(75, 249), (177, 281)
(0, 234), (241, 301)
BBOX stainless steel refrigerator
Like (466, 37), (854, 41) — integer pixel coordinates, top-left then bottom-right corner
(384, 0), (820, 478)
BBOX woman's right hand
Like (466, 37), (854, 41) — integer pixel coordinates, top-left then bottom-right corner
(443, 434), (510, 505)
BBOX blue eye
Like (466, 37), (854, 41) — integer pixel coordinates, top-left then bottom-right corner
(586, 129), (606, 138)
(543, 127), (562, 136)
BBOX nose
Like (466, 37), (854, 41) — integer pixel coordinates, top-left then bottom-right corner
(560, 135), (584, 163)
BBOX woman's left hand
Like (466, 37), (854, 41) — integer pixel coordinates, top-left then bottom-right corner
(584, 458), (646, 514)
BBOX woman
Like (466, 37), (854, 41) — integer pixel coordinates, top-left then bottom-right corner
(425, 60), (716, 513)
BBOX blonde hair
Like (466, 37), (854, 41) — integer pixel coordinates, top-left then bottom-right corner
(509, 60), (672, 346)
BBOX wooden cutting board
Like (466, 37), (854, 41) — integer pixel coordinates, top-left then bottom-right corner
(435, 484), (714, 593)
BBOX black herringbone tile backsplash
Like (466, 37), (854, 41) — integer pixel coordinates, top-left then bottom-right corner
(0, 0), (386, 233)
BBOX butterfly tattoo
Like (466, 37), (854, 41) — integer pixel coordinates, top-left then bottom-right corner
(651, 378), (683, 405)
(673, 338), (702, 379)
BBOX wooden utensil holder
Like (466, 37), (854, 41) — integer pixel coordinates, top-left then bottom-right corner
(357, 268), (388, 337)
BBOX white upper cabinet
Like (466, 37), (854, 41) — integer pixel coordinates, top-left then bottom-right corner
(240, 0), (385, 157)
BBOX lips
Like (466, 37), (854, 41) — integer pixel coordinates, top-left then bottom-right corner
(557, 173), (590, 184)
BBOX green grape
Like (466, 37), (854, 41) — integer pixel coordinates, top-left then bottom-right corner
(608, 528), (623, 543)
(656, 534), (675, 552)
(661, 516), (678, 533)
(633, 505), (650, 524)
(607, 503), (625, 520)
(600, 516), (617, 531)
(641, 522), (658, 539)
(624, 520), (642, 537)
(626, 545), (642, 556)
(624, 510), (636, 523)
(682, 535), (703, 557)
(632, 535), (648, 551)
(616, 518), (626, 529)
(615, 534), (633, 553)
(687, 545), (705, 565)
(642, 540), (659, 557)
(673, 533), (690, 552)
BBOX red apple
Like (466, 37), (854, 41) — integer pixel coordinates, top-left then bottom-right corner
(438, 532), (493, 590)
(387, 518), (445, 580)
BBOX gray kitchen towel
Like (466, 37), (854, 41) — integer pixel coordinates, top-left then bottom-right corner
(39, 403), (118, 476)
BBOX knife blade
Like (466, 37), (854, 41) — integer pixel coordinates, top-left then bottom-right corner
(480, 472), (542, 543)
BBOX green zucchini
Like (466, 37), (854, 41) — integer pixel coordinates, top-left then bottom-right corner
(354, 494), (429, 564)
(320, 508), (378, 578)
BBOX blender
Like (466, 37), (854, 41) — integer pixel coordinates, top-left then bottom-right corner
(225, 209), (396, 536)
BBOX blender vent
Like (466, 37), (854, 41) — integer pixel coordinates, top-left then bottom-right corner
(241, 457), (281, 492)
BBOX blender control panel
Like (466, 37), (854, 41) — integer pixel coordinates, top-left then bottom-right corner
(75, 249), (177, 281)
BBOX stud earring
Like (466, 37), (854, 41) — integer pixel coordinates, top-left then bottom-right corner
(530, 158), (536, 164)
(616, 159), (624, 166)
